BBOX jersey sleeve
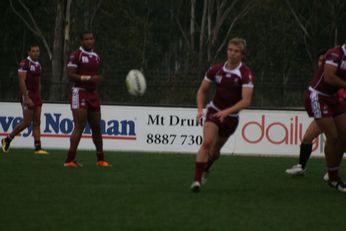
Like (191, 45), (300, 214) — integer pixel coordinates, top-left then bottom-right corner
(18, 60), (28, 72)
(204, 64), (222, 82)
(242, 67), (254, 88)
(325, 48), (341, 67)
(203, 66), (214, 82)
(67, 51), (79, 68)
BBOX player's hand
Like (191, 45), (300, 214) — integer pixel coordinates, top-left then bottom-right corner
(90, 75), (101, 83)
(196, 110), (204, 125)
(24, 97), (34, 107)
(213, 110), (228, 122)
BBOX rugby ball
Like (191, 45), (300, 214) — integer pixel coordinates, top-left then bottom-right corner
(126, 69), (146, 96)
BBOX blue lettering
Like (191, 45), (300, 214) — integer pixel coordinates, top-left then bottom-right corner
(84, 122), (92, 134)
(0, 116), (14, 131)
(107, 120), (120, 135)
(44, 113), (61, 133)
(60, 118), (73, 134)
(12, 117), (23, 128)
(99, 120), (106, 134)
(0, 116), (32, 137)
(120, 120), (136, 135)
(40, 113), (136, 137)
(22, 125), (32, 137)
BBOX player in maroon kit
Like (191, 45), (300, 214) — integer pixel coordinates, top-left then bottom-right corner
(304, 42), (346, 192)
(1, 44), (48, 155)
(191, 37), (254, 192)
(64, 31), (110, 167)
(286, 52), (327, 176)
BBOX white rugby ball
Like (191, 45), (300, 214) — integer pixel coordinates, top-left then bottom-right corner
(126, 69), (146, 96)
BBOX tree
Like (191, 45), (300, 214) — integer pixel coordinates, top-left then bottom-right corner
(175, 0), (255, 72)
(284, 0), (346, 66)
(50, 0), (72, 101)
(9, 0), (52, 59)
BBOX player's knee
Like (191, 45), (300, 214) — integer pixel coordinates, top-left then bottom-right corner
(21, 120), (32, 128)
(302, 135), (313, 144)
(202, 138), (213, 149)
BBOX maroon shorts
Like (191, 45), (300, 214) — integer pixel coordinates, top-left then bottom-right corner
(20, 90), (42, 110)
(69, 87), (100, 111)
(205, 107), (239, 138)
(304, 89), (344, 118)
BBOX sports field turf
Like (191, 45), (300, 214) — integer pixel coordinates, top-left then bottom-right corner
(0, 149), (345, 231)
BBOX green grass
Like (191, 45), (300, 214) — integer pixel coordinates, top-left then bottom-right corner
(0, 149), (345, 231)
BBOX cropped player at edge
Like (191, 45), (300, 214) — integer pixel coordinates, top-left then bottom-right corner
(285, 51), (346, 179)
(191, 37), (254, 192)
(64, 31), (110, 167)
(303, 41), (346, 192)
(1, 44), (48, 155)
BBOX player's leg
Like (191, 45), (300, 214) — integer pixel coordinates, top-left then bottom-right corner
(207, 135), (228, 167)
(64, 108), (87, 166)
(204, 136), (223, 173)
(2, 108), (33, 153)
(300, 120), (321, 167)
(286, 120), (321, 175)
(32, 106), (48, 154)
(202, 116), (238, 184)
(201, 135), (228, 184)
(191, 122), (219, 192)
(315, 117), (346, 192)
(334, 113), (346, 171)
(87, 109), (110, 166)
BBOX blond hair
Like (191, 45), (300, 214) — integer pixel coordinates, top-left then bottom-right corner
(228, 37), (247, 54)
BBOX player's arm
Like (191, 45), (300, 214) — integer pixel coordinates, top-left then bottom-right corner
(67, 67), (101, 83)
(196, 79), (211, 122)
(226, 87), (253, 113)
(215, 87), (253, 122)
(324, 64), (346, 89)
(18, 71), (33, 107)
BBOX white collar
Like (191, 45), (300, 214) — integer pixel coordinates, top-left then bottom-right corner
(223, 62), (242, 73)
(342, 44), (346, 55)
(27, 56), (39, 65)
(79, 46), (95, 56)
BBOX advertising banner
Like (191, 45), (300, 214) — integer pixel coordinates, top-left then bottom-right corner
(0, 102), (324, 156)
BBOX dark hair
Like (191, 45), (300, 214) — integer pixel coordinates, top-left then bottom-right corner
(28, 43), (40, 51)
(80, 31), (94, 40)
(317, 50), (326, 58)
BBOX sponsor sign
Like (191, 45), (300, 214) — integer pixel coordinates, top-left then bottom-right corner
(0, 102), (324, 156)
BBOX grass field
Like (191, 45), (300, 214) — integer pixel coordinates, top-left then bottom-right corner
(0, 149), (345, 231)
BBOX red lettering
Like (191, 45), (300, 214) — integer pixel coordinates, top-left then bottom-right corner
(266, 122), (288, 144)
(295, 116), (298, 144)
(241, 115), (265, 144)
(242, 114), (312, 146)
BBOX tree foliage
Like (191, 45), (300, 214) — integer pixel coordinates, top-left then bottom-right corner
(1, 0), (345, 107)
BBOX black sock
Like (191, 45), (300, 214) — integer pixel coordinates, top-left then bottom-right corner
(34, 140), (42, 150)
(299, 143), (312, 169)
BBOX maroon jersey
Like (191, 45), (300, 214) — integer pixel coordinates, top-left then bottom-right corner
(310, 44), (346, 96)
(67, 47), (101, 91)
(204, 62), (254, 113)
(18, 56), (41, 92)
